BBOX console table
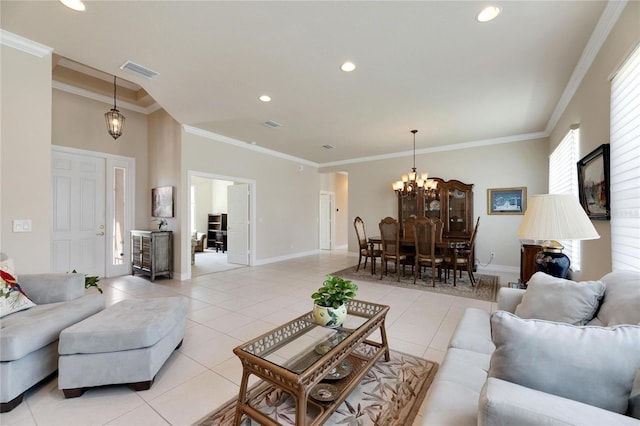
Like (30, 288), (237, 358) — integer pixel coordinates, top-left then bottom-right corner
(233, 300), (390, 425)
(131, 230), (173, 281)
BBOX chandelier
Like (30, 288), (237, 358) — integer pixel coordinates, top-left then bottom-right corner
(392, 130), (438, 198)
(105, 76), (125, 140)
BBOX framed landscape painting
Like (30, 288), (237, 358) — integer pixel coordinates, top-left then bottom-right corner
(578, 143), (610, 220)
(487, 187), (526, 215)
(152, 186), (174, 218)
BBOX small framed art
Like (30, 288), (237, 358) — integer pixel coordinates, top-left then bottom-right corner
(487, 187), (526, 215)
(152, 186), (174, 218)
(577, 143), (610, 220)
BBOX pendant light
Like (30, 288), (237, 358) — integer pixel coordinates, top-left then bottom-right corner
(392, 130), (437, 198)
(105, 76), (125, 140)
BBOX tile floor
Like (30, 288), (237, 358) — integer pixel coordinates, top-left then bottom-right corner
(1, 250), (516, 426)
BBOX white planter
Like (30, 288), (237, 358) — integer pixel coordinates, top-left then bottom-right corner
(313, 303), (347, 328)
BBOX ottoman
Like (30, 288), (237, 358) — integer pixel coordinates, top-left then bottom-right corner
(58, 297), (188, 397)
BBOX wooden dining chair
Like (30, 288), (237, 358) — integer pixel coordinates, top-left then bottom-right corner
(413, 218), (444, 286)
(402, 216), (417, 275)
(379, 217), (407, 282)
(444, 217), (480, 286)
(353, 216), (381, 273)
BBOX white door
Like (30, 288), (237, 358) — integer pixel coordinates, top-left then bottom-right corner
(51, 152), (106, 277)
(319, 192), (333, 250)
(227, 183), (249, 265)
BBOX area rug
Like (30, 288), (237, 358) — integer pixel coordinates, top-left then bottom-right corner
(330, 265), (500, 302)
(196, 350), (438, 426)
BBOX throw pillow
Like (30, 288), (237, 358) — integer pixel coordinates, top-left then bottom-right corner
(0, 259), (36, 318)
(489, 311), (640, 414)
(514, 271), (605, 325)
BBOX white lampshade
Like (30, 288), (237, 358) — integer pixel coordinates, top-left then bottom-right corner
(517, 194), (600, 241)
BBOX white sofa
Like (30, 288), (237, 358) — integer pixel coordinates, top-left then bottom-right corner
(0, 273), (104, 412)
(421, 270), (640, 425)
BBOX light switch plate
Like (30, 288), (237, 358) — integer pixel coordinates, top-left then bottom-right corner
(12, 219), (32, 232)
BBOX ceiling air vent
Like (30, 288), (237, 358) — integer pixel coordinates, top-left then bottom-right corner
(120, 60), (159, 79)
(263, 120), (282, 129)
(322, 144), (335, 149)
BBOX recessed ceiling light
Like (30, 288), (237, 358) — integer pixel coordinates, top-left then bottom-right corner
(477, 5), (501, 22)
(259, 95), (271, 102)
(59, 0), (85, 11)
(341, 62), (356, 72)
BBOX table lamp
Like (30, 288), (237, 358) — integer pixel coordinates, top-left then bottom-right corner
(517, 194), (600, 278)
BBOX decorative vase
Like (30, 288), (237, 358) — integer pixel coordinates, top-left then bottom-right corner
(313, 303), (347, 328)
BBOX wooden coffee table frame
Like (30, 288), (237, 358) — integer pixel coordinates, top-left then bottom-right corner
(233, 300), (390, 426)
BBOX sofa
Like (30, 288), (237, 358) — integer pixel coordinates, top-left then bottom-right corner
(421, 270), (640, 425)
(193, 232), (206, 252)
(0, 273), (105, 412)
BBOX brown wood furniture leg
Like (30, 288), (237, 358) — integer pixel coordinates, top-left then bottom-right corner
(234, 369), (251, 426)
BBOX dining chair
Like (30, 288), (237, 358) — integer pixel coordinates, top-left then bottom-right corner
(379, 217), (407, 282)
(413, 218), (444, 286)
(444, 217), (480, 286)
(402, 216), (417, 274)
(353, 216), (382, 273)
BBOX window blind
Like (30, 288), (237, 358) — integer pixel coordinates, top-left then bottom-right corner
(549, 127), (581, 270)
(610, 44), (640, 271)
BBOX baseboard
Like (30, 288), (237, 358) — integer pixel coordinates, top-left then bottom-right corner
(254, 249), (321, 266)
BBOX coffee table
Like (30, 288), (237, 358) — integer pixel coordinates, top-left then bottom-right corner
(232, 299), (390, 426)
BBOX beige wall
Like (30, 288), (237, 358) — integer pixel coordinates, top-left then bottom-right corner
(182, 130), (320, 263)
(0, 45), (52, 273)
(549, 1), (640, 280)
(52, 89), (150, 229)
(148, 109), (182, 274)
(321, 138), (549, 273)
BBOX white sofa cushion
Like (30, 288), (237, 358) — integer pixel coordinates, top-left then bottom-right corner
(489, 311), (640, 414)
(479, 378), (640, 426)
(449, 308), (495, 354)
(514, 272), (604, 325)
(591, 271), (640, 326)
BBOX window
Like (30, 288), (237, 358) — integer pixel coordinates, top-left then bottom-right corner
(549, 126), (581, 270)
(610, 44), (640, 271)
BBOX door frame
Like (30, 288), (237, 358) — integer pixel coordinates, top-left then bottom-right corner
(319, 191), (335, 250)
(52, 145), (136, 278)
(186, 170), (256, 279)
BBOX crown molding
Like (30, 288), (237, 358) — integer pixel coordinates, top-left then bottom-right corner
(320, 131), (548, 168)
(545, 0), (628, 135)
(0, 29), (52, 57)
(52, 81), (160, 114)
(182, 125), (319, 168)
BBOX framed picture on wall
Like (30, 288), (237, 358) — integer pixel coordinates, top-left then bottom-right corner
(152, 186), (174, 218)
(578, 143), (610, 220)
(487, 187), (526, 215)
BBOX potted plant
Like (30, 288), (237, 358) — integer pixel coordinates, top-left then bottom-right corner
(71, 270), (103, 294)
(311, 275), (358, 328)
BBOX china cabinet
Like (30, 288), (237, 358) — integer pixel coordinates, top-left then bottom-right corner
(398, 178), (474, 239)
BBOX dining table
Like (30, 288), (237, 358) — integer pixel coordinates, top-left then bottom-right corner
(367, 236), (470, 286)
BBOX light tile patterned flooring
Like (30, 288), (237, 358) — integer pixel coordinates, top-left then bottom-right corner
(1, 250), (516, 426)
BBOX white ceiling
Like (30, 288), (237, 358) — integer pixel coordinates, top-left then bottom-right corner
(1, 1), (615, 165)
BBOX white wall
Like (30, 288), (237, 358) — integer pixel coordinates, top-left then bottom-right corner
(548, 1), (640, 280)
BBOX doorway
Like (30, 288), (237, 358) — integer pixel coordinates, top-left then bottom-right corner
(188, 171), (255, 278)
(51, 147), (135, 278)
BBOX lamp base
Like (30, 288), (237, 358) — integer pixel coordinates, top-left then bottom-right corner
(535, 249), (570, 279)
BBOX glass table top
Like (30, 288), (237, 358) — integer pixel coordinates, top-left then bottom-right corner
(237, 308), (373, 374)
